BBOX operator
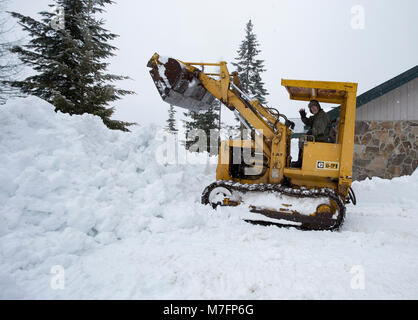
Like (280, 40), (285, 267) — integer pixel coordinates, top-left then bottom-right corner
(300, 100), (331, 142)
(291, 100), (331, 168)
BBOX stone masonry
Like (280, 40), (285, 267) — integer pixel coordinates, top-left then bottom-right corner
(353, 121), (418, 181)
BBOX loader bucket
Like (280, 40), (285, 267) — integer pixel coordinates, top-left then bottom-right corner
(147, 55), (216, 112)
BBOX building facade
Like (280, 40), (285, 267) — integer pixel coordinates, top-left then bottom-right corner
(328, 66), (418, 181)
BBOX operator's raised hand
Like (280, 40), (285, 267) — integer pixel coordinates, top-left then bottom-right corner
(299, 108), (306, 118)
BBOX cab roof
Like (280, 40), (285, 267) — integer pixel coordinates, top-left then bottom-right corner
(281, 79), (358, 105)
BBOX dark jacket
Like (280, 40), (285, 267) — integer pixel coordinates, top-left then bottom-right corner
(301, 110), (331, 142)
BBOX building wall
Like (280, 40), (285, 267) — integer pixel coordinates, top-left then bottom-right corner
(356, 78), (418, 121)
(353, 120), (418, 181)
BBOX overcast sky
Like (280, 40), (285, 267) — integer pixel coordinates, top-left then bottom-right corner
(5, 0), (418, 127)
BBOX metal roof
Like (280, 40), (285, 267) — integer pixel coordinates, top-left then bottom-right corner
(327, 65), (418, 120)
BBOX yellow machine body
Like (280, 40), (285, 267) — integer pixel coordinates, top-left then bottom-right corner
(147, 53), (358, 230)
(281, 79), (358, 196)
(210, 76), (358, 199)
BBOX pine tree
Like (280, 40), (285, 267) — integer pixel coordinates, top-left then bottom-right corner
(183, 101), (220, 155)
(230, 20), (268, 138)
(232, 19), (268, 105)
(165, 104), (177, 133)
(7, 0), (135, 131)
(0, 0), (22, 104)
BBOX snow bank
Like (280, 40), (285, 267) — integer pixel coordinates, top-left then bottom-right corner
(0, 97), (417, 299)
(0, 97), (217, 298)
(0, 97), (213, 237)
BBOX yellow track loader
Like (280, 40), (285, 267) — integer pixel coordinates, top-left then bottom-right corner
(147, 53), (358, 231)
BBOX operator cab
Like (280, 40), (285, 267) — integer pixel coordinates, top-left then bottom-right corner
(281, 79), (358, 189)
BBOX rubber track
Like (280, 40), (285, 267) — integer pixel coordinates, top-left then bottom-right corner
(201, 180), (346, 231)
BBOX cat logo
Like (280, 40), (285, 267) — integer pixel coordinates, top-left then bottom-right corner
(317, 161), (339, 170)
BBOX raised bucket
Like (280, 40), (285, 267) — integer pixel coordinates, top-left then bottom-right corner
(147, 55), (216, 112)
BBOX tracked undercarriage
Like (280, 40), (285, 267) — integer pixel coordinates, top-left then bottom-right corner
(202, 181), (346, 231)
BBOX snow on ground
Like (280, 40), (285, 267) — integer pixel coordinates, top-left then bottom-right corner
(0, 97), (417, 299)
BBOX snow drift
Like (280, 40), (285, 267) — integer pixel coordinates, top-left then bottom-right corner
(0, 97), (417, 299)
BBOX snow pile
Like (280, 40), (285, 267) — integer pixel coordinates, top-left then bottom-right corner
(0, 97), (417, 299)
(0, 97), (214, 236)
(0, 97), (217, 298)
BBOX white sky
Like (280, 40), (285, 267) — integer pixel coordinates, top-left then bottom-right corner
(5, 0), (418, 127)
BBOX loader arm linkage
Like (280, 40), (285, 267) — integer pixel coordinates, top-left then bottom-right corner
(147, 53), (292, 184)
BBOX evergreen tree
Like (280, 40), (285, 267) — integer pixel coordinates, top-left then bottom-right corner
(7, 0), (134, 131)
(165, 104), (177, 133)
(183, 101), (220, 155)
(232, 19), (268, 105)
(230, 20), (268, 137)
(0, 0), (22, 104)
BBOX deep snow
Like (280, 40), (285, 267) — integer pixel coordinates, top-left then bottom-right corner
(0, 97), (417, 299)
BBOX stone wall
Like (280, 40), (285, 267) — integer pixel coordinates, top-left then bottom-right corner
(353, 121), (418, 181)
